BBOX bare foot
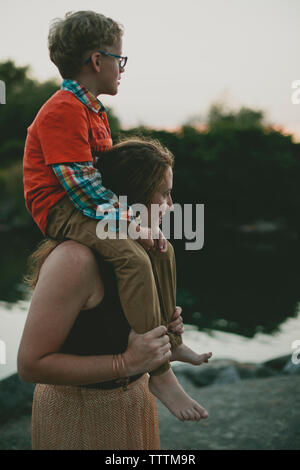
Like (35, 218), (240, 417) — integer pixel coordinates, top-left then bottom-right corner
(149, 368), (208, 421)
(171, 343), (212, 365)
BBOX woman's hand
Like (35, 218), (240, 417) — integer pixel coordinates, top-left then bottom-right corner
(124, 306), (184, 376)
(167, 306), (184, 335)
(124, 326), (172, 375)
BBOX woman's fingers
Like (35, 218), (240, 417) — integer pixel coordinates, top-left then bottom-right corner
(127, 326), (171, 373)
(168, 322), (183, 334)
(146, 325), (168, 338)
(168, 308), (184, 333)
(169, 315), (183, 326)
(161, 341), (171, 355)
(169, 306), (182, 321)
(156, 334), (171, 348)
(174, 324), (184, 334)
(158, 344), (172, 364)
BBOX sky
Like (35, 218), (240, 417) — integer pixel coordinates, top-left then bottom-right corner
(1, 0), (300, 137)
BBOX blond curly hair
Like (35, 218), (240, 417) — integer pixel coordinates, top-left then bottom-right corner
(48, 10), (123, 78)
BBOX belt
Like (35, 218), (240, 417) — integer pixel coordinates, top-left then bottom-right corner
(78, 373), (144, 391)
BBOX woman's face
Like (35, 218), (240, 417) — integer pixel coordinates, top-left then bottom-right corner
(148, 166), (174, 229)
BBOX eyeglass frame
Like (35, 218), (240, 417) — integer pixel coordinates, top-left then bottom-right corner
(84, 50), (128, 69)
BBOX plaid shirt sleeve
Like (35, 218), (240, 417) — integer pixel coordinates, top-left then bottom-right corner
(51, 162), (135, 231)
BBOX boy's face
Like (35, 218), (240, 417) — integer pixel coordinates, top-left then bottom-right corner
(97, 37), (124, 96)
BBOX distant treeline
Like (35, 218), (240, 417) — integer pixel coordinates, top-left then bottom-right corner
(1, 60), (300, 336)
(1, 59), (299, 233)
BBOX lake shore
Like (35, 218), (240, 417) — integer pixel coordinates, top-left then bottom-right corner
(2, 299), (300, 382)
(0, 354), (299, 450)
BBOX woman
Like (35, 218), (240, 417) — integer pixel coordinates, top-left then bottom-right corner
(18, 137), (210, 450)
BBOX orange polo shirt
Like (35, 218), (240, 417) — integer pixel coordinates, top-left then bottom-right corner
(23, 90), (112, 235)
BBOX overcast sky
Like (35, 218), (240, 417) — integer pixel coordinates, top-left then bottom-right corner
(1, 0), (300, 138)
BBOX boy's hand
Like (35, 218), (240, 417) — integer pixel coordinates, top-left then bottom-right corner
(136, 226), (155, 251)
(152, 228), (167, 253)
(131, 223), (167, 253)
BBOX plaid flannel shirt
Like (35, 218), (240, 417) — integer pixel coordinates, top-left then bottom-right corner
(51, 80), (135, 230)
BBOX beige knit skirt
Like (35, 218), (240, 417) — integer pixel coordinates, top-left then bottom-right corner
(31, 373), (160, 450)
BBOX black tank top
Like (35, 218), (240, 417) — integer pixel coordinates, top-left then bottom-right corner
(59, 254), (143, 388)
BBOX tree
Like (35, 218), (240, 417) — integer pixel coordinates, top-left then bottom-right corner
(0, 60), (60, 167)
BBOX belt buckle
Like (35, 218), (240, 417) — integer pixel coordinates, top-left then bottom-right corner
(115, 377), (130, 391)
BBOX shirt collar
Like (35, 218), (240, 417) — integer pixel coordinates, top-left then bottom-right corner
(61, 79), (107, 114)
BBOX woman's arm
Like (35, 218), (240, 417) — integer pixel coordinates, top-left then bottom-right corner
(17, 241), (171, 385)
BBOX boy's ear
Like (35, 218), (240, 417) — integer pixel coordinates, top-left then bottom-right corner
(90, 53), (102, 72)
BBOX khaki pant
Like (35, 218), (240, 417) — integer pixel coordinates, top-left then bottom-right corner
(46, 195), (182, 376)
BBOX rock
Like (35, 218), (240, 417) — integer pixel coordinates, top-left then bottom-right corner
(0, 414), (31, 450)
(173, 360), (240, 387)
(283, 358), (300, 375)
(263, 355), (291, 372)
(157, 375), (300, 450)
(234, 363), (257, 380)
(214, 365), (240, 384)
(182, 367), (220, 387)
(173, 359), (278, 387)
(0, 374), (34, 424)
(252, 364), (278, 378)
(1, 373), (300, 450)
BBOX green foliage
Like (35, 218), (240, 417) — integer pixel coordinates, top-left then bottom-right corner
(0, 60), (60, 167)
(208, 102), (264, 130)
(1, 61), (300, 335)
(0, 60), (122, 227)
(0, 61), (59, 227)
(106, 107), (121, 141)
(1, 60), (299, 235)
(119, 107), (300, 228)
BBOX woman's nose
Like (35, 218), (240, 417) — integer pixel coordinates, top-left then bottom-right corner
(168, 195), (174, 211)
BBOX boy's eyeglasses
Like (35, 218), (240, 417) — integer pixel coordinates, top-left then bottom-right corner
(84, 51), (128, 69)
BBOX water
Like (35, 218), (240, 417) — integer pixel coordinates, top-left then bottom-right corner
(1, 226), (300, 381)
(1, 298), (299, 381)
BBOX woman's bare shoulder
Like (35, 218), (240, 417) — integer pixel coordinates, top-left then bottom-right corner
(33, 240), (104, 311)
(51, 240), (97, 262)
(39, 240), (100, 285)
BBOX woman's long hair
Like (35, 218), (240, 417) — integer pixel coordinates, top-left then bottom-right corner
(23, 238), (61, 289)
(24, 136), (174, 289)
(97, 136), (174, 206)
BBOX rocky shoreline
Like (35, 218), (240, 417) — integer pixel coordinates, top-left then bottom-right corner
(0, 354), (299, 450)
(172, 353), (299, 388)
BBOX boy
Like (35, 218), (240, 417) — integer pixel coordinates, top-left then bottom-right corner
(23, 10), (211, 421)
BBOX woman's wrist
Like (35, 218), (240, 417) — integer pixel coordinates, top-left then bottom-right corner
(112, 353), (129, 378)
